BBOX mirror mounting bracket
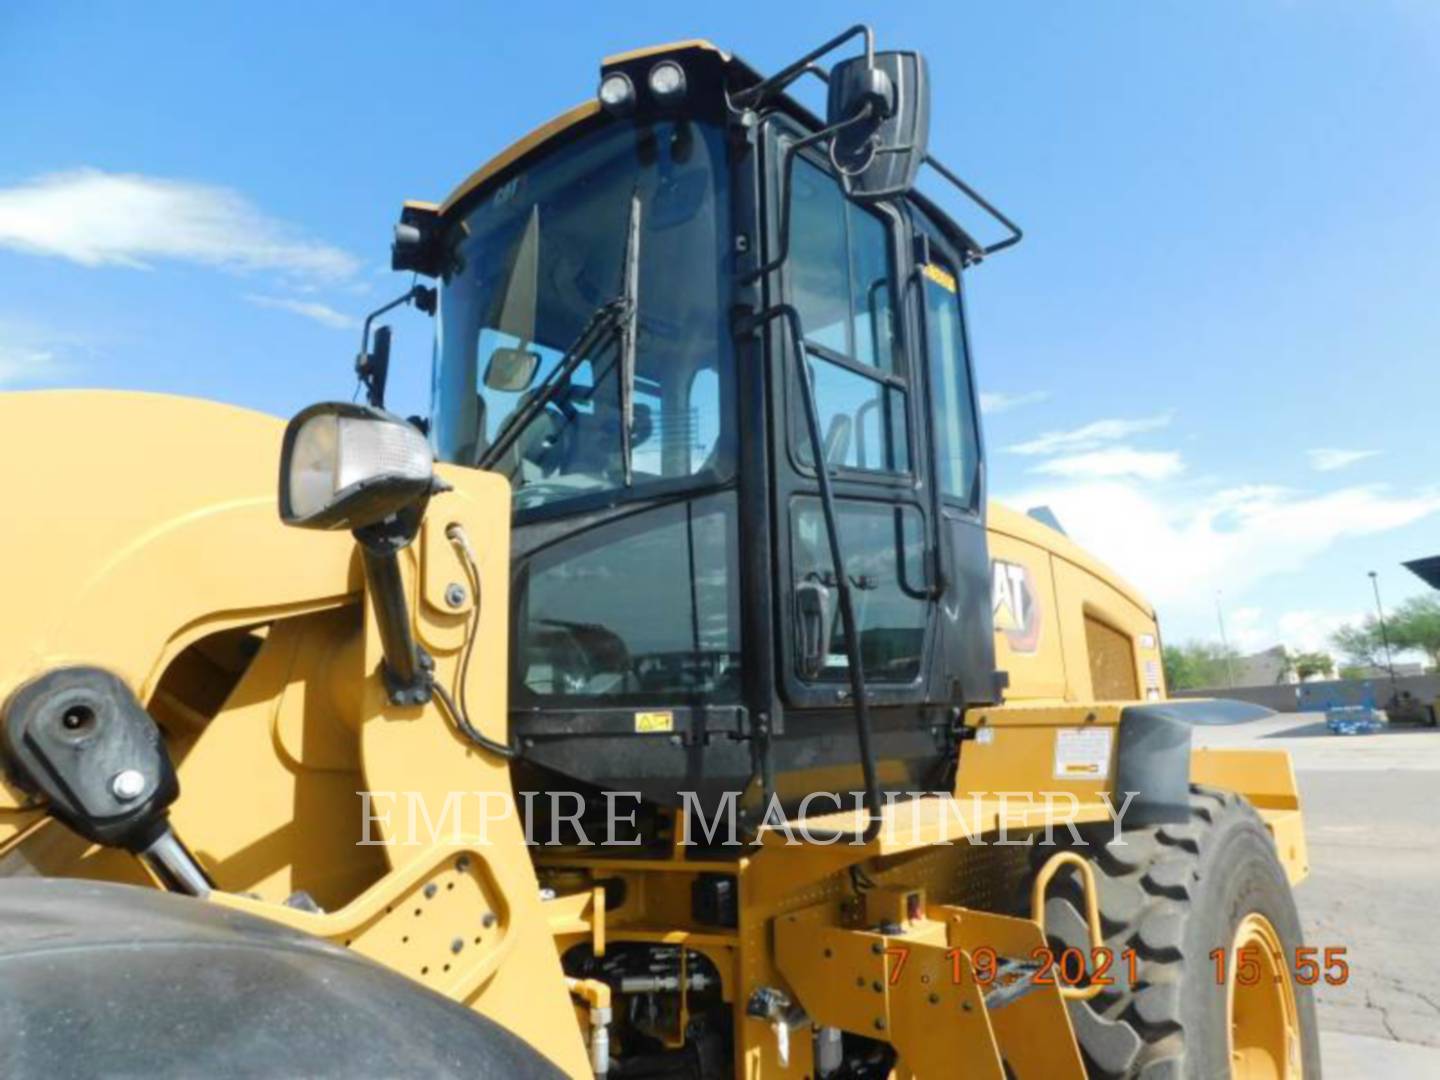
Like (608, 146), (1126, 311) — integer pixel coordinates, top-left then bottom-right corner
(355, 512), (433, 707)
(354, 284), (438, 408)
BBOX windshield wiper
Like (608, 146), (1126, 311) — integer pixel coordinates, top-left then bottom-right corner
(476, 296), (632, 472)
(478, 196), (643, 480)
(617, 191), (641, 487)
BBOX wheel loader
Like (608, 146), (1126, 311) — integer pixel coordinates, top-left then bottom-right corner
(0, 27), (1320, 1080)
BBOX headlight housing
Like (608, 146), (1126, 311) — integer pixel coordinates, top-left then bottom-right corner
(278, 402), (435, 531)
(647, 60), (686, 106)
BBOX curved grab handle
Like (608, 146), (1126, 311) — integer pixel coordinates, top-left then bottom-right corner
(1031, 851), (1107, 1002)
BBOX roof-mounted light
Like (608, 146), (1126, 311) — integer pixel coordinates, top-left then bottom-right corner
(647, 60), (687, 106)
(598, 72), (635, 116)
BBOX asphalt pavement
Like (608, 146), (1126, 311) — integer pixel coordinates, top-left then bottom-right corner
(1194, 710), (1440, 1076)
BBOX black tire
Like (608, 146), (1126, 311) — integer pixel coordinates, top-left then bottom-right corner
(0, 877), (565, 1079)
(1025, 786), (1321, 1079)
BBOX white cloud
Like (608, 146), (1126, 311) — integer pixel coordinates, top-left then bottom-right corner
(0, 317), (83, 386)
(1007, 412), (1174, 456)
(1205, 607), (1365, 657)
(979, 389), (1048, 414)
(1274, 610), (1365, 655)
(1307, 448), (1380, 472)
(1032, 446), (1183, 481)
(0, 169), (360, 281)
(997, 478), (1440, 619)
(0, 343), (68, 387)
(244, 294), (356, 330)
(1226, 606), (1269, 653)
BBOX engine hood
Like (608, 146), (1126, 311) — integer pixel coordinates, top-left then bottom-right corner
(0, 390), (359, 700)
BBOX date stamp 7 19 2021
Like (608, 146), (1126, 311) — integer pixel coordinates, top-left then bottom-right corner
(884, 944), (1350, 990)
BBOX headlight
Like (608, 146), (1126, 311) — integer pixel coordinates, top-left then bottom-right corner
(598, 72), (635, 116)
(648, 61), (686, 106)
(278, 402), (435, 531)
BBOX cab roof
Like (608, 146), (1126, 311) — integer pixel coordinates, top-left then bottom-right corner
(430, 38), (985, 260)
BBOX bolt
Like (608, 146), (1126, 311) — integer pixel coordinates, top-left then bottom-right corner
(456, 855), (471, 873)
(423, 883), (438, 899)
(871, 942), (884, 955)
(451, 937), (464, 954)
(871, 981), (883, 994)
(855, 977), (865, 987)
(873, 1018), (886, 1032)
(111, 769), (146, 802)
(445, 583), (467, 609)
(929, 993), (940, 1005)
(962, 1001), (973, 1012)
(482, 912), (497, 928)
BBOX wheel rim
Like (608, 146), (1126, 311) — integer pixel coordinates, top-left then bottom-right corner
(1227, 913), (1303, 1079)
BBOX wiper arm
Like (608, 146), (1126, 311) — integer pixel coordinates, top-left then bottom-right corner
(617, 191), (642, 487)
(476, 296), (631, 471)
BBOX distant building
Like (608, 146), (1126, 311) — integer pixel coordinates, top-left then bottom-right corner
(1349, 661), (1428, 679)
(1234, 645), (1294, 686)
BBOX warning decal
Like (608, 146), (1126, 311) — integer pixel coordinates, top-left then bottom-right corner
(635, 711), (674, 734)
(1052, 727), (1113, 780)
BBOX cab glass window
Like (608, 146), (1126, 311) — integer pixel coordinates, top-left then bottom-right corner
(787, 156), (906, 474)
(515, 494), (741, 703)
(921, 259), (980, 505)
(790, 498), (927, 682)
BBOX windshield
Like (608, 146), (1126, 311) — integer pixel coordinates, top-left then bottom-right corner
(431, 119), (733, 511)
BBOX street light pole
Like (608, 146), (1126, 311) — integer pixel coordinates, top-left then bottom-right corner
(1215, 590), (1236, 688)
(1368, 570), (1399, 698)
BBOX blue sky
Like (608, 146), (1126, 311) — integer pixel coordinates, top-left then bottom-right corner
(2, 1), (1437, 657)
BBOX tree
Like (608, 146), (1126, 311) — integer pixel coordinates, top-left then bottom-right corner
(1292, 651), (1334, 681)
(1163, 641), (1241, 691)
(1330, 619), (1384, 669)
(1271, 646), (1334, 683)
(1387, 594), (1440, 669)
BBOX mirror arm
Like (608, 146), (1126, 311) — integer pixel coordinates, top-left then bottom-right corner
(922, 154), (1024, 259)
(731, 24), (873, 110)
(355, 284), (438, 408)
(738, 103), (877, 288)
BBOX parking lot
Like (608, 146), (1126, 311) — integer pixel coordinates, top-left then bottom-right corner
(1194, 712), (1440, 1075)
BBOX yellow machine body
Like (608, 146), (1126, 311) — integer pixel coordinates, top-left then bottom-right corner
(0, 389), (1306, 1078)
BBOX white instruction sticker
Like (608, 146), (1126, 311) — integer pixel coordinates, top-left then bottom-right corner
(1052, 727), (1113, 780)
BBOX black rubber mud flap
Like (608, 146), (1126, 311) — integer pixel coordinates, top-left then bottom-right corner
(0, 878), (566, 1079)
(1115, 699), (1275, 827)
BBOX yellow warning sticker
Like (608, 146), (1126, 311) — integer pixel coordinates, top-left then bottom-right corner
(635, 710), (674, 734)
(922, 262), (958, 293)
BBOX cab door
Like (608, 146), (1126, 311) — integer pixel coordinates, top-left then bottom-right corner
(767, 125), (940, 721)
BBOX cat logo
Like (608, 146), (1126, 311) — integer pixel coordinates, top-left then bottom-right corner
(992, 559), (1042, 654)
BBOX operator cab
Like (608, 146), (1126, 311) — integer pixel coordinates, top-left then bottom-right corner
(390, 31), (1021, 823)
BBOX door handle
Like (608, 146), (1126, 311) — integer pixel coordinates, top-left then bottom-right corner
(795, 579), (833, 679)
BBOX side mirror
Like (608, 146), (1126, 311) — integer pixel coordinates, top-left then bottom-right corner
(827, 50), (930, 202)
(483, 347), (541, 392)
(278, 402), (435, 532)
(355, 324), (392, 408)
